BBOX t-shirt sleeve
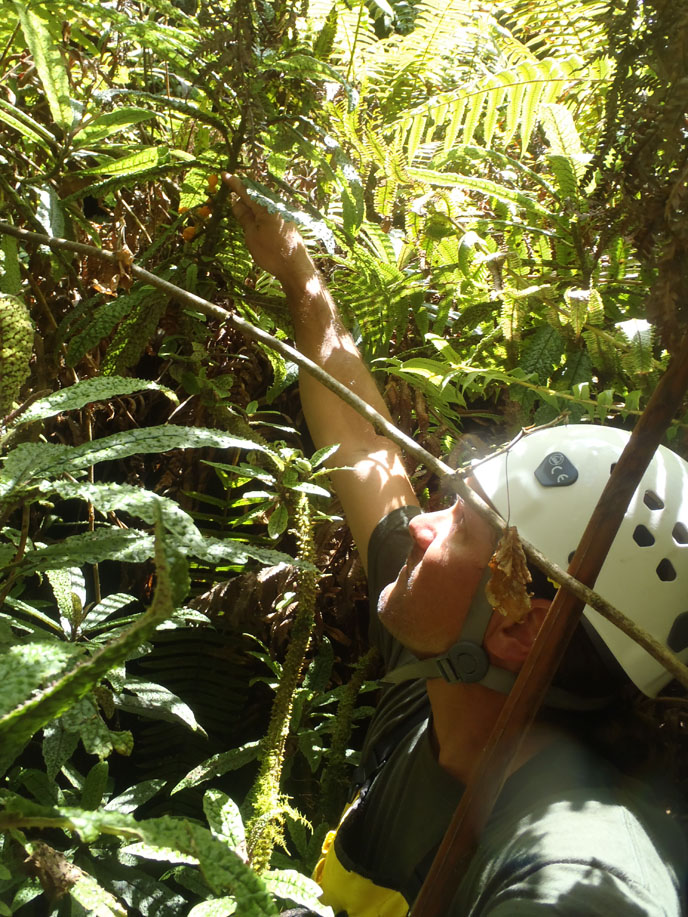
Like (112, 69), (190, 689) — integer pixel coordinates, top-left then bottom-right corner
(479, 862), (682, 917)
(366, 504), (421, 673)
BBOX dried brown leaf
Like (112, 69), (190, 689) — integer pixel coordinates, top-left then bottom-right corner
(485, 526), (532, 623)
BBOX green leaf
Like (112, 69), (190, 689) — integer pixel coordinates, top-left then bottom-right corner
(0, 640), (82, 718)
(78, 145), (170, 177)
(13, 1), (74, 131)
(21, 528), (155, 571)
(64, 289), (151, 366)
(268, 503), (289, 539)
(0, 234), (22, 297)
(114, 677), (206, 735)
(71, 872), (128, 917)
(1, 426), (268, 502)
(104, 778), (165, 814)
(540, 102), (588, 179)
(263, 869), (333, 916)
(203, 789), (246, 856)
(187, 900), (237, 917)
(81, 760), (109, 810)
(171, 741), (261, 794)
(13, 376), (172, 427)
(564, 288), (588, 336)
(619, 320), (654, 374)
(0, 517), (175, 775)
(81, 593), (138, 633)
(74, 108), (158, 146)
(0, 97), (55, 151)
(408, 166), (554, 218)
(38, 479), (204, 549)
(62, 696), (133, 759)
(42, 718), (80, 781)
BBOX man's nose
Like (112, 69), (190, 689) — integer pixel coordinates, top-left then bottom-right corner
(408, 512), (441, 551)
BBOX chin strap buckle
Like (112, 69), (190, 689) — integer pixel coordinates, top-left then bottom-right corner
(436, 641), (490, 683)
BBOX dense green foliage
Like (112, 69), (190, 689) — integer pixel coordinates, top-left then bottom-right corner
(0, 0), (687, 912)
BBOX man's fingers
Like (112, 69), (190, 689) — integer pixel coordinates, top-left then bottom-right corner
(223, 173), (262, 217)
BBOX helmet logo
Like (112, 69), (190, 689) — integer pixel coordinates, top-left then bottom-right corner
(535, 451), (579, 487)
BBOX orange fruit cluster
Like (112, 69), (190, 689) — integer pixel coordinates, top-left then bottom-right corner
(179, 174), (220, 242)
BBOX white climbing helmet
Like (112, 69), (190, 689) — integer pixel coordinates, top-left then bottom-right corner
(471, 424), (688, 697)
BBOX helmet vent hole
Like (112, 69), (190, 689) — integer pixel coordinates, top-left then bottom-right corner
(643, 490), (664, 510)
(673, 522), (688, 545)
(633, 525), (655, 547)
(610, 463), (617, 474)
(567, 551), (575, 564)
(656, 558), (677, 582)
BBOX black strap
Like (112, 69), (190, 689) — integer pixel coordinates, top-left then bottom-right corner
(349, 699), (430, 798)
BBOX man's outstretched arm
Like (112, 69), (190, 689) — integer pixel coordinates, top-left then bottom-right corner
(226, 175), (418, 567)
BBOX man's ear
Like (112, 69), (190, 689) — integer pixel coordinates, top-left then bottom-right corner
(483, 598), (550, 673)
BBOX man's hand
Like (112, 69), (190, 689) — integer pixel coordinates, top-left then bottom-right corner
(223, 173), (314, 288)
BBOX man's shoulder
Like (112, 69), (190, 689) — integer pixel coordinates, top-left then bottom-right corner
(456, 739), (687, 916)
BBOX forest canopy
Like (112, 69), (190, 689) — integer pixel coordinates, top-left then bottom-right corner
(0, 0), (687, 913)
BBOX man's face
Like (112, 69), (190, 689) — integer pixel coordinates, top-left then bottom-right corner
(378, 497), (496, 657)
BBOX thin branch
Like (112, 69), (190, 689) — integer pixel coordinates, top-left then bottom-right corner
(1, 220), (687, 690)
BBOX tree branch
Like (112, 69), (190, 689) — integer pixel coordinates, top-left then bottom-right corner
(1, 220), (687, 691)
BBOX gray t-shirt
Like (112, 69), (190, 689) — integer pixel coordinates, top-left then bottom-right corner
(333, 506), (687, 915)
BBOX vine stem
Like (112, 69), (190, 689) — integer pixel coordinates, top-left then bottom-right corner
(245, 493), (318, 871)
(1, 220), (687, 690)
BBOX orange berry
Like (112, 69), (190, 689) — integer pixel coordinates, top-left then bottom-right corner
(197, 205), (212, 220)
(207, 173), (219, 191)
(178, 205), (189, 214)
(182, 225), (197, 241)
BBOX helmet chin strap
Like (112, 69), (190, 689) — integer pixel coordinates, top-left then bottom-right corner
(382, 568), (611, 711)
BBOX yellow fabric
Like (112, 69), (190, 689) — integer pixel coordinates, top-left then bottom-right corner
(313, 801), (409, 917)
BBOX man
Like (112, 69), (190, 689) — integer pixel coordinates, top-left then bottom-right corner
(226, 175), (687, 915)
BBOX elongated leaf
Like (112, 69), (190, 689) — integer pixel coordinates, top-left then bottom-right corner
(14, 376), (171, 427)
(21, 528), (155, 571)
(13, 1), (74, 131)
(71, 871), (127, 917)
(104, 778), (166, 814)
(203, 790), (246, 856)
(187, 900), (237, 917)
(540, 102), (587, 179)
(38, 480), (204, 548)
(408, 166), (555, 218)
(171, 741), (261, 794)
(263, 870), (333, 916)
(0, 426), (268, 502)
(62, 695), (134, 758)
(65, 289), (152, 366)
(78, 146), (169, 177)
(74, 108), (158, 147)
(114, 677), (206, 734)
(81, 593), (138, 632)
(0, 98), (53, 151)
(0, 234), (22, 296)
(81, 760), (109, 810)
(0, 641), (82, 718)
(42, 717), (80, 781)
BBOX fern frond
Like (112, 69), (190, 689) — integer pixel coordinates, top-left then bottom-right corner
(495, 0), (609, 61)
(394, 54), (607, 157)
(540, 103), (589, 179)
